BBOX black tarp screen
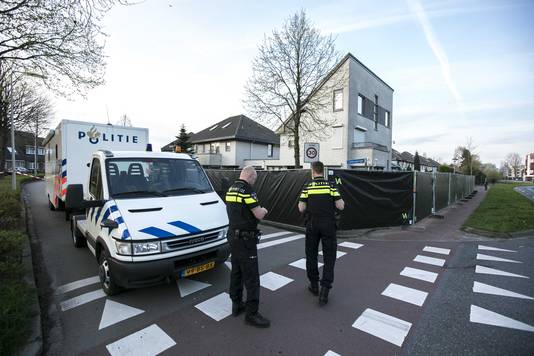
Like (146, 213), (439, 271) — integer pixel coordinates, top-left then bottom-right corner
(435, 173), (450, 211)
(205, 169), (311, 226)
(415, 172), (433, 221)
(328, 170), (413, 229)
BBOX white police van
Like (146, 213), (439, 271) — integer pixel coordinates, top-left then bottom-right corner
(44, 120), (149, 214)
(66, 150), (230, 295)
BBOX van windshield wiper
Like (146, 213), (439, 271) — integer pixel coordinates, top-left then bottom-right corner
(113, 190), (167, 197)
(163, 187), (207, 195)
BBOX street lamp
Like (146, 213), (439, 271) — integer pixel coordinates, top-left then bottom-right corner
(452, 157), (458, 174)
(9, 71), (47, 190)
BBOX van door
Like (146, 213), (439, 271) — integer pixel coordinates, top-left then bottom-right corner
(86, 158), (105, 247)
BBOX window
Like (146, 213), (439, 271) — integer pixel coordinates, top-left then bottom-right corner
(222, 122), (232, 129)
(209, 125), (218, 131)
(385, 111), (390, 127)
(225, 142), (231, 152)
(210, 143), (215, 153)
(354, 128), (365, 143)
(38, 147), (45, 155)
(288, 138), (294, 148)
(28, 162), (35, 170)
(333, 89), (343, 112)
(55, 144), (58, 159)
(267, 144), (273, 157)
(215, 143), (220, 154)
(7, 147), (16, 154)
(89, 159), (103, 200)
(26, 146), (36, 155)
(358, 95), (364, 115)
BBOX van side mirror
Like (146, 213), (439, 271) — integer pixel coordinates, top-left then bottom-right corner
(101, 219), (118, 229)
(66, 184), (105, 210)
(66, 184), (84, 211)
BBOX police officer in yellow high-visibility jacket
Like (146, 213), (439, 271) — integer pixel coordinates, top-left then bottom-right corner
(225, 166), (270, 328)
(298, 161), (345, 306)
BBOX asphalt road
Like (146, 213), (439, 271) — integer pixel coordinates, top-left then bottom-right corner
(25, 181), (534, 356)
(515, 186), (534, 202)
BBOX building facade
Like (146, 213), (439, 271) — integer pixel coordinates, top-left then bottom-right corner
(163, 115), (280, 169)
(524, 153), (534, 181)
(276, 53), (393, 170)
(4, 130), (45, 172)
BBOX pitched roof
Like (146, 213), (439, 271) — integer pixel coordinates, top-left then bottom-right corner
(400, 151), (415, 163)
(189, 115), (279, 145)
(392, 149), (403, 161)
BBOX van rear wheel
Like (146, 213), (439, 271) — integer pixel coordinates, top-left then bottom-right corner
(70, 217), (86, 248)
(48, 196), (56, 211)
(99, 249), (122, 296)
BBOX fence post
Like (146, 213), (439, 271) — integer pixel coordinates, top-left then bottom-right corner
(432, 171), (436, 214)
(412, 171), (417, 224)
(448, 173), (452, 206)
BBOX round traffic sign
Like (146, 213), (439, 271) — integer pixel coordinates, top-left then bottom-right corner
(306, 146), (318, 159)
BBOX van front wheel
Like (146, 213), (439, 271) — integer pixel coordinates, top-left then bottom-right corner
(99, 250), (122, 296)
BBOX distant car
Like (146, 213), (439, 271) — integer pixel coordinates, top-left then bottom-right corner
(16, 167), (29, 174)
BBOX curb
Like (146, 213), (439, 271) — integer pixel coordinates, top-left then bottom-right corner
(18, 186), (43, 356)
(461, 226), (534, 239)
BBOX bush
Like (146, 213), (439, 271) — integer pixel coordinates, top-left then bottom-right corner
(0, 193), (22, 230)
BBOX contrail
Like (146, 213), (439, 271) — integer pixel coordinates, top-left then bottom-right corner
(406, 0), (462, 103)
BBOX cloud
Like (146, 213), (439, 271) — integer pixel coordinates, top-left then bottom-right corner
(406, 0), (462, 103)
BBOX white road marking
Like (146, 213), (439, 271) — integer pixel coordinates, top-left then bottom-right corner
(55, 276), (100, 295)
(473, 281), (534, 300)
(106, 324), (176, 356)
(319, 250), (347, 259)
(324, 351), (341, 356)
(60, 289), (106, 311)
(478, 245), (517, 253)
(470, 305), (534, 332)
(99, 300), (144, 330)
(195, 292), (232, 321)
(476, 253), (522, 264)
(257, 234), (304, 250)
(177, 278), (211, 298)
(381, 283), (428, 306)
(260, 272), (293, 291)
(338, 242), (364, 250)
(261, 231), (292, 240)
(475, 265), (529, 279)
(423, 246), (450, 255)
(289, 258), (323, 270)
(413, 255), (445, 267)
(352, 308), (412, 347)
(400, 267), (438, 283)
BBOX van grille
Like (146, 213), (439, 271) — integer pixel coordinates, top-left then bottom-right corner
(162, 231), (221, 252)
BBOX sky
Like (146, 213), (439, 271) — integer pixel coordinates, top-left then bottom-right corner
(50, 0), (534, 166)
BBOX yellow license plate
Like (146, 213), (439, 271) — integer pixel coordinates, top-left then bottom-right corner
(181, 261), (215, 277)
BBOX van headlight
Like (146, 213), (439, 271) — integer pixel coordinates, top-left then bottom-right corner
(115, 241), (132, 255)
(133, 241), (161, 255)
(218, 228), (228, 240)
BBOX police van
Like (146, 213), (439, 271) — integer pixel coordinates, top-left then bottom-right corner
(44, 120), (149, 214)
(66, 150), (230, 295)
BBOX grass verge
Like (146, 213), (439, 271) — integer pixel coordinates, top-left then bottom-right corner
(463, 182), (534, 234)
(0, 175), (36, 355)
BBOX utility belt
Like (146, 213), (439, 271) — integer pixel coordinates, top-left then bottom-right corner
(230, 229), (261, 240)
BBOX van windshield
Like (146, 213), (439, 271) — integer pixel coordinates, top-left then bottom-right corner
(106, 158), (213, 198)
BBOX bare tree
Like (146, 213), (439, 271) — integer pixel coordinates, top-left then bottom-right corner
(0, 0), (131, 96)
(116, 113), (132, 127)
(0, 64), (52, 173)
(245, 10), (339, 167)
(505, 152), (522, 178)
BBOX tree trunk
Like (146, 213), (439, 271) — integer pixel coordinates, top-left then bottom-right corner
(0, 131), (5, 174)
(293, 112), (301, 168)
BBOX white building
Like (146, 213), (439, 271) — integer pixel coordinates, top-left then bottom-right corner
(275, 53), (394, 170)
(187, 115), (280, 169)
(524, 153), (534, 181)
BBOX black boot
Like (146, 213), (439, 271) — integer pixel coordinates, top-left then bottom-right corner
(319, 287), (329, 306)
(232, 301), (245, 317)
(245, 312), (271, 328)
(308, 282), (319, 296)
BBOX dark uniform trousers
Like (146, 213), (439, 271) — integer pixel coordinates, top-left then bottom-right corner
(228, 230), (260, 315)
(305, 217), (337, 289)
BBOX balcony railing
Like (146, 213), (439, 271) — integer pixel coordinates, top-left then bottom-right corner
(352, 142), (389, 152)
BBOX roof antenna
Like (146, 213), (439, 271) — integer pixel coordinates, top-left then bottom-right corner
(106, 105), (111, 125)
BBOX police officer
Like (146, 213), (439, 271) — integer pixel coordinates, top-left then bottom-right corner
(225, 166), (270, 328)
(298, 161), (345, 306)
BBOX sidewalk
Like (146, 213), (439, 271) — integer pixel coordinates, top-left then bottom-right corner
(362, 186), (491, 242)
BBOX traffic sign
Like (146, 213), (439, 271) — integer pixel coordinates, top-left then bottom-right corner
(304, 143), (320, 163)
